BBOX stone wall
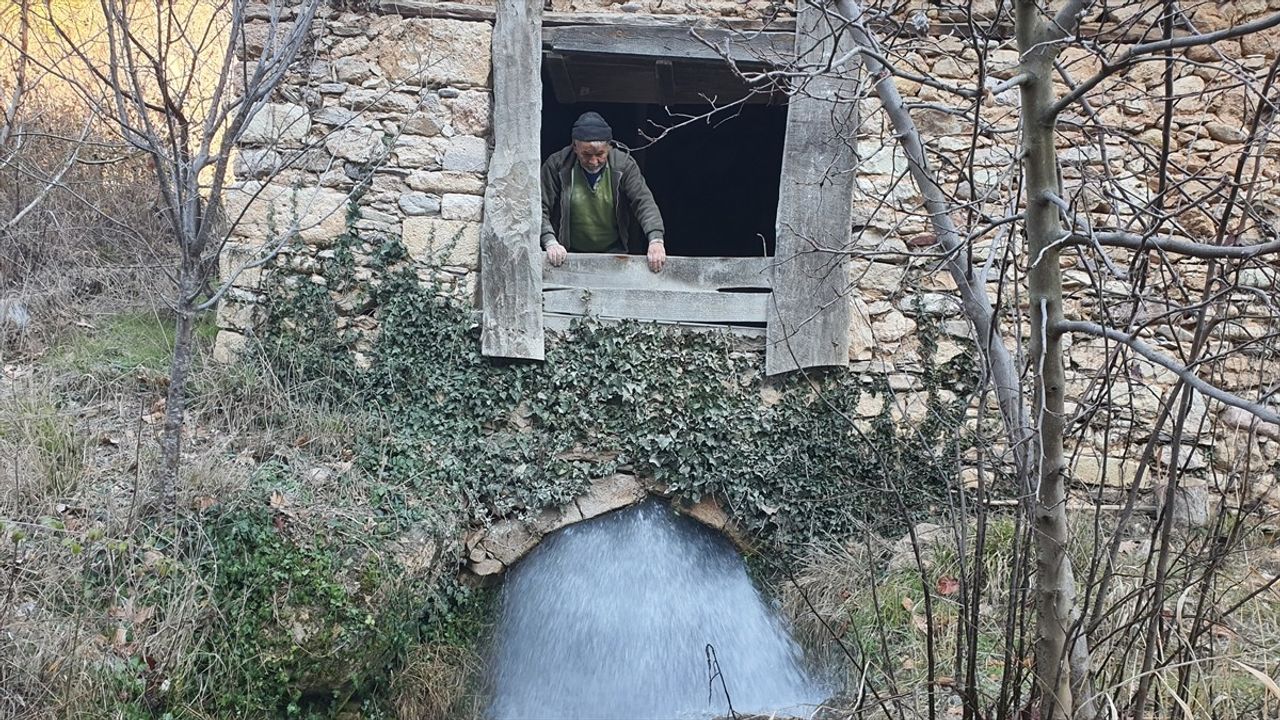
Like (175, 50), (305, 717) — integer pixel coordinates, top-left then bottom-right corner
(215, 0), (1280, 509)
(844, 4), (1280, 500)
(216, 7), (497, 363)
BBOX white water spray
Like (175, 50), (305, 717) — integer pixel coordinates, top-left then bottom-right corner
(489, 501), (827, 719)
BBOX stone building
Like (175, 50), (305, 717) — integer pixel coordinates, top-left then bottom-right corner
(215, 0), (1280, 505)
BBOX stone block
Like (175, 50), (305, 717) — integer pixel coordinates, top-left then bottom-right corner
(282, 148), (336, 173)
(212, 330), (248, 364)
(217, 242), (266, 289)
(402, 217), (481, 269)
(575, 473), (646, 519)
(239, 21), (295, 59)
(333, 56), (374, 84)
(331, 35), (370, 57)
(445, 90), (492, 136)
(898, 293), (961, 317)
(442, 135), (489, 172)
(372, 19), (492, 87)
(234, 148), (280, 178)
(477, 520), (538, 566)
(1154, 480), (1210, 528)
(1072, 451), (1146, 489)
(340, 88), (418, 114)
(313, 106), (360, 126)
(393, 135), (444, 169)
(526, 503), (584, 537)
(847, 297), (874, 361)
(406, 170), (485, 195)
(241, 103), (310, 145)
(216, 298), (257, 330)
(872, 309), (916, 343)
(681, 496), (728, 531)
(852, 259), (907, 294)
(324, 126), (386, 163)
(856, 393), (884, 417)
(224, 182), (350, 246)
(403, 111), (443, 136)
(398, 191), (441, 216)
(441, 193), (483, 221)
(469, 557), (504, 577)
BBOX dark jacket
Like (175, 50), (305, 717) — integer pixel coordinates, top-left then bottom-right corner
(539, 145), (665, 252)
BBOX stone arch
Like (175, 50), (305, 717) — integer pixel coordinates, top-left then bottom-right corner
(462, 472), (749, 581)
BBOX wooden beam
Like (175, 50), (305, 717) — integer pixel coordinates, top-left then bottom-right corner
(544, 312), (767, 338)
(480, 0), (545, 360)
(544, 254), (772, 292)
(765, 0), (858, 376)
(381, 0), (797, 31)
(378, 2), (1159, 45)
(544, 287), (768, 324)
(542, 25), (792, 66)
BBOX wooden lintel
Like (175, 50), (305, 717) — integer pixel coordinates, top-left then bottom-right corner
(543, 25), (793, 66)
(380, 0), (796, 31)
(378, 1), (1166, 46)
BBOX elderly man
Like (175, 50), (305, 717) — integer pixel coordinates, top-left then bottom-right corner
(540, 111), (667, 272)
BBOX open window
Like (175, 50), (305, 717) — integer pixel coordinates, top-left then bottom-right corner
(481, 3), (858, 375)
(540, 31), (787, 258)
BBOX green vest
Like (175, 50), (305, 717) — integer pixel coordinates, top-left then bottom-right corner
(568, 164), (620, 252)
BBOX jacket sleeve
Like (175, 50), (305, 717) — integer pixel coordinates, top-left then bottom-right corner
(621, 156), (665, 242)
(539, 156), (560, 249)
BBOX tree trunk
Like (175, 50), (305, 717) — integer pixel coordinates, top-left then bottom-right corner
(158, 270), (197, 520)
(1015, 13), (1079, 719)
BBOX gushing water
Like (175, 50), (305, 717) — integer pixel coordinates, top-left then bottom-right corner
(490, 501), (827, 719)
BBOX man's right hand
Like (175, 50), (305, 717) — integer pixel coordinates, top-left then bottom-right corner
(545, 241), (567, 267)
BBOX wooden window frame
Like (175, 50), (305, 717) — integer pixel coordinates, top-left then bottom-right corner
(480, 0), (858, 375)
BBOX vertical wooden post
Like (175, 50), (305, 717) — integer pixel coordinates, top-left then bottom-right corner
(480, 0), (545, 360)
(765, 0), (859, 375)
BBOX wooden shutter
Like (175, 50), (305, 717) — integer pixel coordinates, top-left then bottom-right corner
(480, 0), (546, 359)
(765, 0), (859, 375)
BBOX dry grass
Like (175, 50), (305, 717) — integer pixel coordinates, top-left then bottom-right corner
(390, 643), (488, 720)
(0, 313), (380, 716)
(779, 508), (1280, 719)
(1, 94), (173, 360)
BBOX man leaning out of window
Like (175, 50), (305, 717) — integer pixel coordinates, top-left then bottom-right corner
(539, 111), (667, 273)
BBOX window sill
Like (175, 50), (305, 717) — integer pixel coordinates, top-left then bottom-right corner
(541, 253), (772, 335)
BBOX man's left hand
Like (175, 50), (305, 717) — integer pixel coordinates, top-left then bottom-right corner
(647, 241), (666, 273)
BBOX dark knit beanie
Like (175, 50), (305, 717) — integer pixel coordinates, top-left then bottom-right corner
(571, 111), (612, 142)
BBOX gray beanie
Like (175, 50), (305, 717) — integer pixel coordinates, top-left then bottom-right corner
(571, 111), (612, 142)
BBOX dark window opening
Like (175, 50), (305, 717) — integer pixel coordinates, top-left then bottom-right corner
(540, 52), (786, 258)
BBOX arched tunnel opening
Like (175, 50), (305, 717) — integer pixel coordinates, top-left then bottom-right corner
(484, 499), (828, 719)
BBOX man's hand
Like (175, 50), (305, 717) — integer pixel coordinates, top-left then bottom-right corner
(647, 240), (666, 273)
(546, 241), (567, 267)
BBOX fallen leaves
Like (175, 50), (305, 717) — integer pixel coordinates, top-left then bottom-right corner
(936, 576), (961, 596)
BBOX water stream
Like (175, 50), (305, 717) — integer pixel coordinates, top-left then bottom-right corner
(489, 501), (827, 719)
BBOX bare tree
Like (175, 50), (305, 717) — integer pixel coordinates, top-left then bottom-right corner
(23, 0), (326, 517)
(1, 0), (95, 256)
(744, 0), (1280, 717)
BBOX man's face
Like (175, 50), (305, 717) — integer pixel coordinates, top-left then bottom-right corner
(573, 141), (609, 173)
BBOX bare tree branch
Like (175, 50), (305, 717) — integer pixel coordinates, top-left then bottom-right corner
(1058, 320), (1280, 424)
(1050, 11), (1280, 118)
